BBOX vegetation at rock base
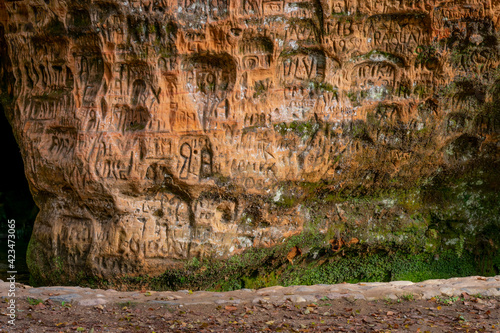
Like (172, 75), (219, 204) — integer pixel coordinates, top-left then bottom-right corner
(61, 230), (497, 292)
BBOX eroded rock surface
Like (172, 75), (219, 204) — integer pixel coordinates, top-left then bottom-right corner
(0, 0), (499, 284)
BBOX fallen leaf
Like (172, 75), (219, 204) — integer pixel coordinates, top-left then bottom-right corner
(387, 311), (395, 316)
(225, 305), (238, 312)
(287, 246), (301, 264)
(347, 238), (359, 246)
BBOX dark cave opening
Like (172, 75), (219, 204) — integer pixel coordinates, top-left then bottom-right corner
(0, 102), (38, 284)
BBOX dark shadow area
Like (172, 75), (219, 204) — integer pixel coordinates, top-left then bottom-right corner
(0, 103), (38, 284)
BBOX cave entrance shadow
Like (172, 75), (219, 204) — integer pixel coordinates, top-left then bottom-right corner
(0, 103), (38, 285)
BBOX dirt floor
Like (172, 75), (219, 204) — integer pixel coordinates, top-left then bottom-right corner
(2, 294), (499, 332)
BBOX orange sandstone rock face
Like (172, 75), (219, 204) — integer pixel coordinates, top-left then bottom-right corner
(1, 0), (499, 282)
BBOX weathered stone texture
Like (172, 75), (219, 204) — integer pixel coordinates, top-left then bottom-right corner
(0, 0), (499, 283)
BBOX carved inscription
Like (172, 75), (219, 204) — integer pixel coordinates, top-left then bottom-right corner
(352, 61), (397, 90)
(6, 0), (499, 281)
(177, 136), (213, 181)
(58, 217), (93, 266)
(279, 49), (326, 86)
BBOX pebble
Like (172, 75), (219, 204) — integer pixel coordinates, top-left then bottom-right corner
(78, 298), (107, 306)
(214, 299), (232, 304)
(284, 295), (306, 303)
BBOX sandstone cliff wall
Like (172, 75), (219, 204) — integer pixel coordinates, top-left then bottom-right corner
(0, 0), (499, 286)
